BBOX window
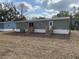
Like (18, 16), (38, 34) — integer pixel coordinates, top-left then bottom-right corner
(49, 21), (53, 26)
(29, 22), (34, 27)
(50, 22), (52, 26)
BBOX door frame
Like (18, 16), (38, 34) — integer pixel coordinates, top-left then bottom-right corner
(49, 21), (54, 30)
(28, 22), (34, 32)
(29, 22), (34, 27)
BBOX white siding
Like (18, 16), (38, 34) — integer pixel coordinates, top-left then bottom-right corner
(34, 29), (46, 33)
(34, 29), (69, 34)
(53, 29), (69, 34)
(0, 29), (20, 32)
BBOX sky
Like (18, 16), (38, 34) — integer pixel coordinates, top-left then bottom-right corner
(0, 0), (79, 18)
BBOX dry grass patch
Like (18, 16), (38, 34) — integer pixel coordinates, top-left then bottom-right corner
(0, 31), (78, 59)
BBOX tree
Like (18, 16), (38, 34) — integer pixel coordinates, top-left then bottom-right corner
(16, 2), (32, 16)
(72, 7), (79, 30)
(73, 6), (76, 14)
(56, 11), (70, 17)
(0, 3), (26, 22)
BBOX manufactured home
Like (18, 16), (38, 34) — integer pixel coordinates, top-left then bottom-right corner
(0, 21), (16, 31)
(16, 17), (71, 34)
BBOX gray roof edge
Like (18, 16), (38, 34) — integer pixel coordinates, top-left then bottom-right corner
(52, 17), (70, 20)
(0, 17), (70, 23)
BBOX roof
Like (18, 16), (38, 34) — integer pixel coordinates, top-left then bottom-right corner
(16, 17), (70, 22)
(0, 17), (70, 23)
(32, 17), (70, 21)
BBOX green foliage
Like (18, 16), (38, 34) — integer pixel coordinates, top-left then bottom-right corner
(74, 13), (79, 21)
(72, 13), (79, 30)
(57, 11), (70, 17)
(0, 3), (26, 22)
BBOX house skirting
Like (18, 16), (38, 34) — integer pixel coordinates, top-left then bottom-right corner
(34, 29), (69, 34)
(53, 29), (69, 34)
(0, 29), (20, 32)
(34, 29), (46, 33)
(0, 29), (69, 34)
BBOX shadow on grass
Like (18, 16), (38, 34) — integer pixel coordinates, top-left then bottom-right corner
(3, 32), (71, 40)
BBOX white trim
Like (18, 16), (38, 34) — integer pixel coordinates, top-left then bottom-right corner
(16, 29), (28, 32)
(25, 29), (28, 32)
(34, 29), (69, 34)
(0, 29), (21, 32)
(53, 29), (69, 34)
(49, 21), (53, 30)
(14, 29), (20, 32)
(49, 21), (53, 26)
(34, 29), (46, 33)
(0, 29), (15, 31)
(0, 29), (69, 34)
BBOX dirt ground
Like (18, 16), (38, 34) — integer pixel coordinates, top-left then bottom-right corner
(0, 31), (79, 59)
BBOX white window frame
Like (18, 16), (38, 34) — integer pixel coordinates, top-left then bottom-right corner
(49, 21), (53, 26)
